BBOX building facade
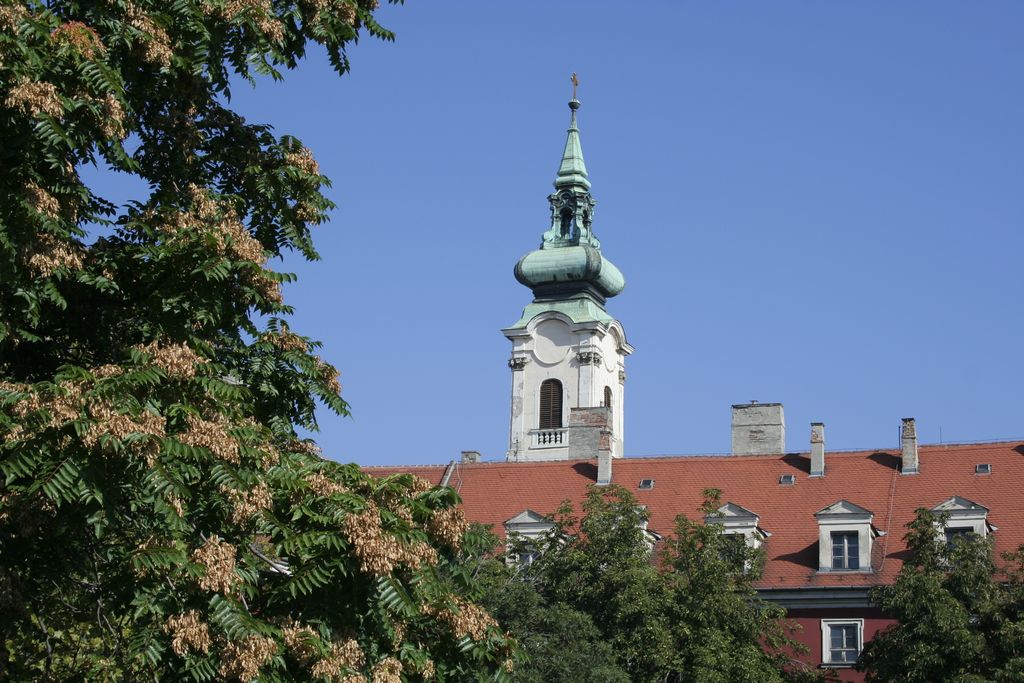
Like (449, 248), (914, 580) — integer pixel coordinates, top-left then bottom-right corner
(369, 95), (1024, 681)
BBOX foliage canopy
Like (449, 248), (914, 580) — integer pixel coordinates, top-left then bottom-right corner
(477, 486), (826, 683)
(859, 508), (1024, 683)
(0, 0), (515, 679)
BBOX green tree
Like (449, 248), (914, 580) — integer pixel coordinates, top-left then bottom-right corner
(476, 486), (823, 683)
(475, 555), (629, 683)
(663, 489), (820, 683)
(0, 0), (515, 679)
(858, 508), (1024, 683)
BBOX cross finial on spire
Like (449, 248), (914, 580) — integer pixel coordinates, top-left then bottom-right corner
(570, 72), (579, 100)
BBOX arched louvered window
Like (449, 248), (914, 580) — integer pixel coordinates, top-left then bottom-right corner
(538, 379), (563, 429)
(604, 386), (613, 410)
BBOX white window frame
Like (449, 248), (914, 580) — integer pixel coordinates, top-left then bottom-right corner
(820, 618), (864, 667)
(815, 500), (877, 573)
(705, 502), (771, 551)
(504, 510), (554, 567)
(932, 496), (991, 541)
(830, 530), (860, 570)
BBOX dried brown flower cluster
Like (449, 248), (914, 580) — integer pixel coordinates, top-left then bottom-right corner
(255, 276), (284, 304)
(135, 340), (206, 379)
(5, 81), (62, 119)
(91, 364), (124, 379)
(99, 93), (125, 139)
(258, 445), (280, 468)
(402, 540), (438, 571)
(425, 505), (468, 551)
(341, 503), (436, 576)
(192, 535), (238, 594)
(222, 219), (265, 264)
(160, 187), (265, 265)
(158, 187), (287, 307)
(341, 502), (401, 576)
(286, 147), (320, 176)
(124, 2), (172, 66)
(179, 413), (239, 463)
(424, 598), (498, 642)
(217, 0), (284, 42)
(84, 401), (166, 452)
(293, 439), (322, 457)
(370, 657), (402, 683)
(25, 183), (61, 219)
(281, 620), (319, 664)
(293, 201), (322, 224)
(26, 232), (83, 276)
(388, 502), (413, 525)
(6, 382), (80, 430)
(390, 620), (406, 649)
(408, 476), (434, 494)
(314, 356), (342, 395)
(0, 4), (27, 31)
(421, 658), (436, 679)
(167, 492), (185, 516)
(218, 635), (277, 681)
(337, 1), (357, 24)
(221, 482), (273, 523)
(309, 637), (366, 681)
(164, 610), (212, 656)
(264, 325), (308, 352)
(51, 21), (105, 58)
(306, 472), (348, 497)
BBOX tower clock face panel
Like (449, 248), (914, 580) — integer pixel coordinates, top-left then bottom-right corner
(532, 319), (573, 365)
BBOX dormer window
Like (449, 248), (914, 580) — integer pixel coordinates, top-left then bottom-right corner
(932, 496), (993, 540)
(504, 510), (554, 567)
(815, 500), (880, 573)
(831, 531), (860, 570)
(626, 505), (662, 552)
(944, 527), (975, 549)
(705, 502), (771, 550)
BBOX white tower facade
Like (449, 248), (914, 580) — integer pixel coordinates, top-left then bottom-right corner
(503, 96), (632, 462)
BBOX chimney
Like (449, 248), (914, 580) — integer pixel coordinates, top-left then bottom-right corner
(567, 406), (614, 483)
(597, 451), (612, 486)
(460, 450), (481, 464)
(731, 401), (785, 455)
(901, 417), (919, 474)
(809, 422), (825, 477)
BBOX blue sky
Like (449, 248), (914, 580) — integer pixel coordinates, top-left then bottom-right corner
(94, 2), (1024, 464)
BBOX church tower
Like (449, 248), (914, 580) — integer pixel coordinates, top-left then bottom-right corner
(503, 91), (633, 462)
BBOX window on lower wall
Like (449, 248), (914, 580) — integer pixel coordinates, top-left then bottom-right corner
(821, 619), (863, 666)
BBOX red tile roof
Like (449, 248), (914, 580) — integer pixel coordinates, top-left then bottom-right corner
(365, 441), (1024, 588)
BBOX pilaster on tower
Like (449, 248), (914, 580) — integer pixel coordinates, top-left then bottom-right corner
(503, 91), (633, 463)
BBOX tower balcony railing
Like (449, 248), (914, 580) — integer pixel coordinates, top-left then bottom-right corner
(530, 428), (568, 448)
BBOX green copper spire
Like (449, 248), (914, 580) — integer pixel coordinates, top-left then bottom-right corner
(510, 87), (626, 319)
(554, 99), (591, 191)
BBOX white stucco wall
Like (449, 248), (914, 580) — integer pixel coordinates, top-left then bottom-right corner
(505, 312), (629, 461)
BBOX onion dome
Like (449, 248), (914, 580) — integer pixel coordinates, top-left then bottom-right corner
(514, 97), (625, 304)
